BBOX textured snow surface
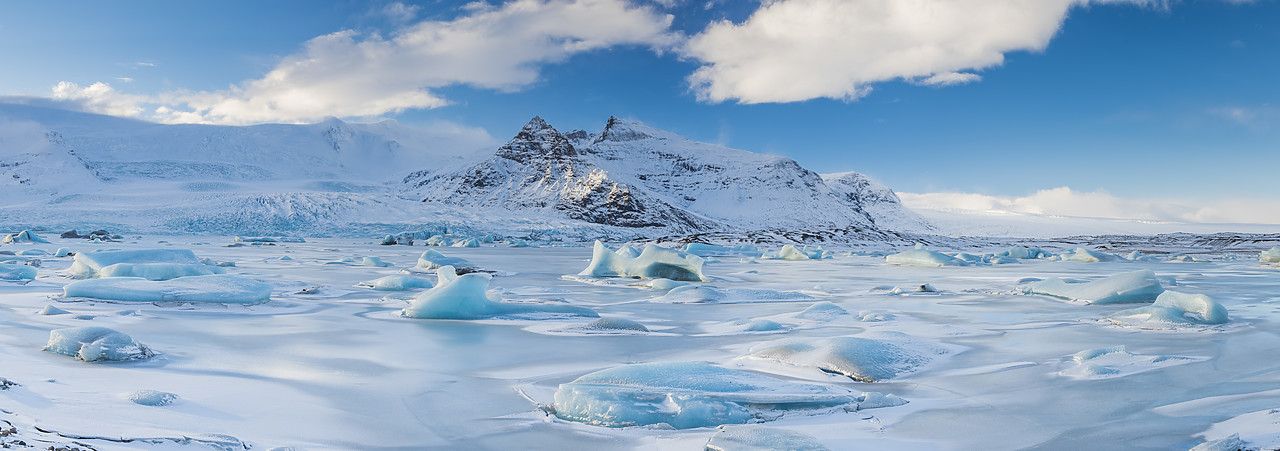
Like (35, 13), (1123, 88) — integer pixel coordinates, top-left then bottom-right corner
(3, 235), (1280, 449)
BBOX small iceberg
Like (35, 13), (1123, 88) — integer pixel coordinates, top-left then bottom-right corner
(885, 245), (966, 267)
(551, 361), (897, 429)
(2, 230), (50, 244)
(63, 274), (273, 304)
(415, 250), (476, 271)
(361, 257), (393, 267)
(68, 249), (224, 280)
(560, 317), (650, 333)
(0, 263), (37, 281)
(579, 241), (708, 282)
(357, 275), (434, 291)
(1107, 290), (1229, 329)
(746, 333), (947, 382)
(402, 266), (596, 320)
(1059, 247), (1121, 263)
(1024, 269), (1163, 304)
(1261, 247), (1280, 265)
(44, 326), (154, 362)
(794, 302), (849, 321)
(775, 244), (825, 260)
(682, 243), (761, 257)
(999, 246), (1049, 259)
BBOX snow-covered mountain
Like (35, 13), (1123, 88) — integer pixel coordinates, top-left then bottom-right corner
(403, 116), (926, 235)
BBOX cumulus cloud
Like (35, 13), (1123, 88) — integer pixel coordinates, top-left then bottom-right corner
(899, 187), (1280, 225)
(154, 0), (677, 124)
(49, 81), (149, 117)
(683, 0), (1149, 104)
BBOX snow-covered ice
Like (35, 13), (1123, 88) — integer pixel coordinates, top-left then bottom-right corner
(67, 249), (221, 280)
(704, 425), (830, 451)
(1024, 269), (1164, 304)
(0, 262), (37, 280)
(579, 240), (708, 281)
(414, 249), (475, 270)
(885, 245), (966, 267)
(356, 274), (434, 291)
(43, 326), (154, 362)
(1107, 290), (1229, 329)
(63, 274), (273, 303)
(2, 230), (50, 244)
(402, 266), (596, 319)
(744, 333), (951, 382)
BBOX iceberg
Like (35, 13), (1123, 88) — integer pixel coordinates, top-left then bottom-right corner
(361, 257), (393, 267)
(551, 362), (880, 429)
(415, 249), (476, 271)
(999, 246), (1049, 259)
(1060, 247), (1122, 263)
(43, 326), (154, 362)
(885, 245), (966, 267)
(63, 274), (273, 304)
(402, 266), (596, 320)
(775, 244), (824, 260)
(1025, 269), (1164, 304)
(0, 263), (37, 280)
(54, 247), (73, 257)
(579, 241), (708, 282)
(1261, 247), (1280, 265)
(705, 425), (830, 451)
(682, 243), (761, 257)
(38, 304), (72, 315)
(647, 278), (691, 292)
(1107, 290), (1229, 328)
(2, 230), (50, 244)
(747, 334), (945, 382)
(451, 238), (480, 248)
(68, 249), (223, 280)
(357, 275), (434, 291)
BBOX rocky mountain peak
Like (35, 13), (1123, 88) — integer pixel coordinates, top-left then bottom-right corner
(497, 116), (577, 164)
(596, 116), (652, 143)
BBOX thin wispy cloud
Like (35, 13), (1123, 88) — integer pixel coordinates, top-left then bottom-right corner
(900, 187), (1280, 225)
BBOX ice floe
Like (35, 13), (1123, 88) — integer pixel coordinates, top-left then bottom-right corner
(885, 245), (966, 267)
(651, 285), (814, 304)
(357, 275), (435, 291)
(999, 246), (1050, 259)
(1106, 290), (1229, 329)
(0, 262), (36, 280)
(1261, 247), (1280, 265)
(1195, 409), (1280, 451)
(1059, 247), (1122, 263)
(129, 390), (179, 406)
(43, 326), (154, 362)
(63, 274), (273, 304)
(415, 249), (476, 271)
(1058, 346), (1204, 379)
(68, 249), (224, 280)
(551, 361), (898, 429)
(774, 244), (825, 260)
(402, 266), (596, 320)
(744, 332), (950, 382)
(705, 425), (830, 451)
(1024, 269), (1164, 304)
(579, 241), (708, 282)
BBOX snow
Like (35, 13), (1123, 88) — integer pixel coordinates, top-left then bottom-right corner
(360, 256), (392, 267)
(63, 274), (273, 303)
(43, 326), (154, 362)
(0, 262), (37, 280)
(550, 361), (874, 429)
(578, 241), (708, 282)
(129, 390), (179, 406)
(402, 266), (596, 319)
(1107, 290), (1229, 328)
(745, 333), (950, 382)
(704, 425), (831, 451)
(885, 245), (966, 267)
(1024, 269), (1164, 304)
(356, 274), (434, 291)
(1058, 346), (1204, 380)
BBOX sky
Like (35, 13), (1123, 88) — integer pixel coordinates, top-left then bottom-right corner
(1, 0), (1278, 224)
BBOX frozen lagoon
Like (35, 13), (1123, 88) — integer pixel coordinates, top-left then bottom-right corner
(2, 236), (1280, 449)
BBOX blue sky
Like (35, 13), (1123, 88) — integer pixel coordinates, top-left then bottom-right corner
(1, 0), (1277, 222)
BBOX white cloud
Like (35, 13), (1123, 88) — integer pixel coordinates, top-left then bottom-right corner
(683, 0), (1150, 104)
(380, 2), (421, 22)
(49, 81), (148, 117)
(918, 72), (981, 87)
(157, 0), (678, 125)
(899, 187), (1280, 225)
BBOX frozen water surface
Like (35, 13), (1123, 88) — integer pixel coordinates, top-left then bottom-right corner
(2, 236), (1280, 449)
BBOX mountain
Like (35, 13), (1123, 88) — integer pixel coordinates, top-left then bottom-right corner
(403, 116), (926, 236)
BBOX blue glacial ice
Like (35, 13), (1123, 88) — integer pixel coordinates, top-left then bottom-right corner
(1107, 290), (1229, 328)
(579, 241), (708, 282)
(1261, 247), (1280, 265)
(357, 275), (435, 291)
(63, 274), (273, 303)
(68, 249), (224, 280)
(999, 246), (1050, 259)
(1059, 247), (1122, 263)
(402, 266), (596, 320)
(0, 263), (37, 280)
(705, 425), (830, 451)
(885, 245), (966, 267)
(1024, 269), (1164, 304)
(44, 326), (154, 362)
(746, 333), (947, 382)
(774, 244), (825, 260)
(551, 361), (896, 429)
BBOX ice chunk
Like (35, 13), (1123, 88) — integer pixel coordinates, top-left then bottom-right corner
(577, 318), (649, 332)
(776, 244), (824, 260)
(885, 245), (966, 267)
(402, 266), (596, 320)
(68, 249), (217, 280)
(44, 326), (154, 362)
(38, 304), (71, 315)
(98, 262), (226, 280)
(1261, 247), (1280, 265)
(579, 241), (708, 282)
(1025, 269), (1164, 304)
(54, 247), (73, 257)
(451, 238), (480, 248)
(424, 234), (476, 247)
(1107, 290), (1229, 328)
(999, 246), (1048, 259)
(1059, 345), (1202, 379)
(18, 249), (48, 256)
(357, 275), (434, 291)
(2, 230), (50, 244)
(1060, 247), (1121, 263)
(1190, 434), (1245, 451)
(705, 425), (830, 451)
(795, 302), (849, 321)
(747, 333), (946, 382)
(361, 257), (392, 267)
(0, 263), (37, 280)
(551, 362), (871, 429)
(682, 243), (761, 257)
(415, 249), (475, 271)
(63, 274), (273, 304)
(647, 278), (691, 292)
(129, 390), (178, 406)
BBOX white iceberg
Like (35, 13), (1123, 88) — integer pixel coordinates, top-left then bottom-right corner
(68, 249), (224, 280)
(885, 245), (966, 267)
(44, 326), (154, 362)
(999, 246), (1049, 259)
(775, 244), (824, 260)
(415, 249), (475, 271)
(705, 425), (830, 451)
(1024, 269), (1164, 304)
(682, 243), (761, 257)
(2, 230), (50, 244)
(361, 257), (393, 267)
(1107, 290), (1229, 328)
(551, 361), (892, 429)
(37, 304), (72, 315)
(357, 275), (435, 291)
(63, 274), (273, 304)
(647, 278), (691, 292)
(1060, 247), (1122, 263)
(0, 263), (37, 280)
(451, 238), (480, 248)
(746, 333), (947, 382)
(1261, 247), (1280, 265)
(579, 241), (708, 282)
(402, 266), (596, 320)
